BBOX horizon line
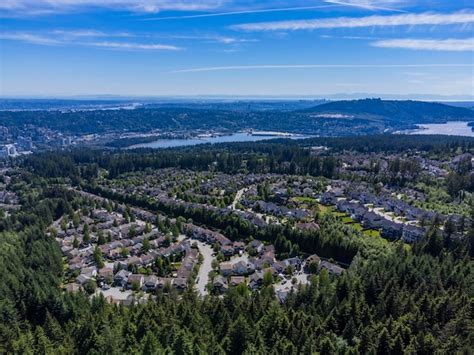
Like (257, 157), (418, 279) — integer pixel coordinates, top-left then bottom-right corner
(1, 94), (474, 102)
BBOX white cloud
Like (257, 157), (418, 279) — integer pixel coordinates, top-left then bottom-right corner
(0, 0), (226, 15)
(0, 32), (61, 45)
(0, 31), (182, 50)
(172, 63), (472, 73)
(87, 41), (182, 50)
(51, 29), (133, 38)
(232, 11), (474, 31)
(144, 4), (338, 21)
(372, 38), (474, 51)
(162, 34), (255, 44)
(323, 0), (406, 12)
(0, 29), (253, 50)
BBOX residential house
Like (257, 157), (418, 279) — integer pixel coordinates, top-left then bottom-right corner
(249, 271), (264, 290)
(220, 263), (233, 276)
(248, 240), (264, 255)
(319, 261), (344, 276)
(213, 276), (228, 293)
(263, 245), (276, 261)
(126, 274), (144, 290)
(276, 289), (290, 303)
(233, 241), (246, 252)
(98, 267), (113, 282)
(402, 225), (425, 243)
(230, 276), (246, 287)
(233, 260), (254, 276)
(65, 283), (82, 293)
(319, 192), (337, 205)
(143, 276), (158, 292)
(272, 261), (286, 275)
(283, 257), (302, 272)
(380, 220), (403, 240)
(156, 278), (172, 290)
(305, 254), (321, 273)
(140, 254), (155, 267)
(221, 244), (235, 257)
(296, 222), (320, 232)
(363, 211), (383, 229)
(81, 266), (97, 278)
(113, 269), (131, 287)
(172, 277), (187, 291)
(76, 274), (92, 286)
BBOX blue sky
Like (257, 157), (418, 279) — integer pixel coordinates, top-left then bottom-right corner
(0, 0), (473, 98)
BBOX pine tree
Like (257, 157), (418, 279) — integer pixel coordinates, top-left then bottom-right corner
(228, 316), (252, 355)
(377, 327), (392, 355)
(142, 331), (162, 355)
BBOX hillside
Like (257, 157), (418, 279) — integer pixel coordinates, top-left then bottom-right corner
(2, 99), (474, 136)
(302, 98), (474, 123)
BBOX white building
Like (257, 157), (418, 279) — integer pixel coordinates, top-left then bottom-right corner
(0, 144), (18, 159)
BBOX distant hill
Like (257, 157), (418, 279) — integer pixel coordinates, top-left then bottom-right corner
(442, 101), (474, 109)
(2, 98), (473, 136)
(301, 98), (474, 123)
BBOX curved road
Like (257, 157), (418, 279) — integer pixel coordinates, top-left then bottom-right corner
(194, 240), (214, 296)
(230, 187), (247, 210)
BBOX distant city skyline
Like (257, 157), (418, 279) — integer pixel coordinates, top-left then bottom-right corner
(1, 0), (473, 97)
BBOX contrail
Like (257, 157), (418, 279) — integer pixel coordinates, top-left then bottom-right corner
(171, 63), (472, 73)
(143, 5), (340, 21)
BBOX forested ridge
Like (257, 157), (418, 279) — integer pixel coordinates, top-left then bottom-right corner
(2, 99), (473, 135)
(301, 98), (474, 123)
(0, 135), (473, 354)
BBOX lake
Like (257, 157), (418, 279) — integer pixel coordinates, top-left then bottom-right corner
(129, 132), (310, 149)
(407, 121), (474, 137)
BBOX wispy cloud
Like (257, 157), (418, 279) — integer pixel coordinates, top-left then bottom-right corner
(324, 0), (406, 12)
(144, 5), (338, 21)
(372, 37), (474, 51)
(0, 32), (61, 45)
(232, 11), (474, 31)
(51, 29), (133, 38)
(320, 34), (380, 40)
(163, 34), (255, 44)
(0, 31), (182, 51)
(0, 0), (226, 16)
(0, 29), (252, 50)
(87, 41), (181, 50)
(50, 30), (252, 45)
(171, 63), (473, 73)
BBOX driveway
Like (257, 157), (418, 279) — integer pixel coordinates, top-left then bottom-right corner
(274, 270), (311, 293)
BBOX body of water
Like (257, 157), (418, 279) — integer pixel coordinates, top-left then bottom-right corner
(407, 121), (474, 137)
(129, 132), (310, 149)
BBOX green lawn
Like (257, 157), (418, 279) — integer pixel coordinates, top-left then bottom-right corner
(316, 203), (335, 215)
(171, 262), (182, 270)
(363, 229), (382, 238)
(293, 196), (317, 204)
(341, 216), (354, 224)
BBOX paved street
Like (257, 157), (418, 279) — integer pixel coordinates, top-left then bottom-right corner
(230, 187), (247, 210)
(194, 240), (215, 296)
